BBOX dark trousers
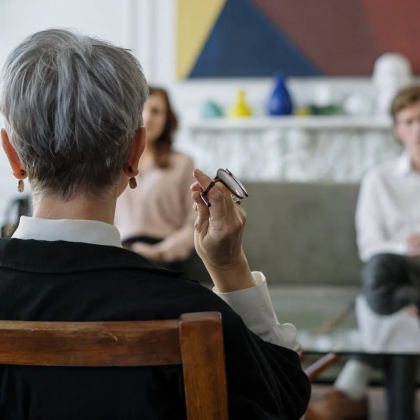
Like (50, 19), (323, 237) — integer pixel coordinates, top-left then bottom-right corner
(362, 253), (420, 315)
(353, 354), (417, 420)
(123, 235), (188, 272)
(123, 235), (210, 282)
(357, 253), (420, 420)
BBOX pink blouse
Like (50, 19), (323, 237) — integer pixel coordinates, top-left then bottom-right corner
(114, 152), (196, 262)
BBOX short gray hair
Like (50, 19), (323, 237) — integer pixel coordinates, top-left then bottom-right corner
(0, 29), (148, 200)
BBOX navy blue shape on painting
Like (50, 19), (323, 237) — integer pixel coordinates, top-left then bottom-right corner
(189, 0), (322, 78)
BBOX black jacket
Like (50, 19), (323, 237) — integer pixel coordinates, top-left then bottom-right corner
(0, 238), (310, 420)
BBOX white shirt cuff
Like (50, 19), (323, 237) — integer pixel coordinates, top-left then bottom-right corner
(213, 272), (301, 353)
(393, 242), (408, 255)
(360, 241), (408, 262)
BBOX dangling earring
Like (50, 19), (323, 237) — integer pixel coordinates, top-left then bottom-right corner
(129, 177), (137, 189)
(18, 180), (24, 193)
(128, 166), (137, 189)
(18, 170), (25, 193)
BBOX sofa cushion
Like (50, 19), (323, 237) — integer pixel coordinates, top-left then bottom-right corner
(242, 182), (361, 285)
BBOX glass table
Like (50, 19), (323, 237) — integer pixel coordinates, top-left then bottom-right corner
(297, 328), (419, 420)
(267, 285), (420, 419)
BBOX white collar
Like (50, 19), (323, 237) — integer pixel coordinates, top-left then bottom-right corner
(395, 151), (412, 176)
(12, 216), (122, 248)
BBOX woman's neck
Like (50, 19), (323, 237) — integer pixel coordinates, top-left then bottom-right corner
(138, 147), (155, 174)
(33, 193), (117, 225)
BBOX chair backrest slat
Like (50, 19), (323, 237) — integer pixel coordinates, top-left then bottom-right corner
(180, 313), (229, 420)
(0, 312), (229, 420)
(0, 320), (181, 366)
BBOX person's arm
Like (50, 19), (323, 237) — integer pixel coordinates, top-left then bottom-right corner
(356, 171), (406, 262)
(214, 271), (301, 353)
(152, 158), (197, 262)
(133, 156), (196, 263)
(153, 156), (196, 262)
(189, 169), (309, 418)
(190, 170), (300, 350)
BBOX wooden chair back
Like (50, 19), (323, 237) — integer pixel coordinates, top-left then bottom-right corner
(0, 311), (228, 420)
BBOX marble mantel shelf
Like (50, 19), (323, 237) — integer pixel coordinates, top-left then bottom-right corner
(187, 116), (392, 131)
(179, 115), (400, 182)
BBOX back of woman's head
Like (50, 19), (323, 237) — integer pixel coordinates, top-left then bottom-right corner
(0, 29), (148, 200)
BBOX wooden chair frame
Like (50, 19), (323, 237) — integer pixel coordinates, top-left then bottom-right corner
(0, 312), (229, 420)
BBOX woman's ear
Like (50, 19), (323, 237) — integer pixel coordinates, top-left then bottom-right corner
(126, 127), (146, 177)
(1, 129), (27, 179)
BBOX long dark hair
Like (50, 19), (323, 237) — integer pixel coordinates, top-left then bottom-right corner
(148, 86), (178, 168)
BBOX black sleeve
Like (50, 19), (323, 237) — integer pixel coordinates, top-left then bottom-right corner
(220, 311), (310, 420)
(171, 281), (311, 419)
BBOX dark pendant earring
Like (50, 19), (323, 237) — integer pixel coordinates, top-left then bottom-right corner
(128, 166), (137, 189)
(18, 169), (26, 193)
(129, 177), (137, 189)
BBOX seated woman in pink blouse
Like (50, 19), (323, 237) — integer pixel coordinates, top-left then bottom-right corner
(114, 87), (195, 270)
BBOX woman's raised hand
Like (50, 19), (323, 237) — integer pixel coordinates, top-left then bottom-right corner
(190, 169), (256, 292)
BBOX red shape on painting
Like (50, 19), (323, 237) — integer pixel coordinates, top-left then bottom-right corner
(251, 0), (383, 75)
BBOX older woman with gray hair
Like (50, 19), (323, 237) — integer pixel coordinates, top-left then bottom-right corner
(0, 29), (309, 420)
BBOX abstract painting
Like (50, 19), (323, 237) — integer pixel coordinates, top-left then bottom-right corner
(177, 0), (420, 78)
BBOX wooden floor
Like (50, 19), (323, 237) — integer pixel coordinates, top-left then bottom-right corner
(311, 385), (420, 420)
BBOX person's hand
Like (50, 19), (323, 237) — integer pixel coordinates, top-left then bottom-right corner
(408, 234), (420, 256)
(131, 242), (163, 262)
(190, 169), (257, 292)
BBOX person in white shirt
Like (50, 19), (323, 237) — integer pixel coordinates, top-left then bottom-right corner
(0, 29), (309, 419)
(307, 86), (420, 420)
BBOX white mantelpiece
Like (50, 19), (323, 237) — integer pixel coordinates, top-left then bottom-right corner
(178, 116), (401, 182)
(188, 116), (393, 131)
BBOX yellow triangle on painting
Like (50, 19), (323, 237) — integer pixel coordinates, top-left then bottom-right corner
(177, 0), (226, 79)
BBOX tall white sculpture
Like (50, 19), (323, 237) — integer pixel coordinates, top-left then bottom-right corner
(372, 53), (413, 115)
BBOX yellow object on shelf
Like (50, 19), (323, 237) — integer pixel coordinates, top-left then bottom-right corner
(295, 106), (311, 117)
(228, 89), (252, 118)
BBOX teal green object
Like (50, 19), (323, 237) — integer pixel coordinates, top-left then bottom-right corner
(309, 105), (340, 115)
(202, 100), (224, 119)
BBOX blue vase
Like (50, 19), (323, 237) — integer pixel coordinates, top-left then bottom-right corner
(267, 73), (293, 116)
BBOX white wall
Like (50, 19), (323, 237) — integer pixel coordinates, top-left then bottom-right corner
(0, 0), (378, 224)
(0, 0), (144, 223)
